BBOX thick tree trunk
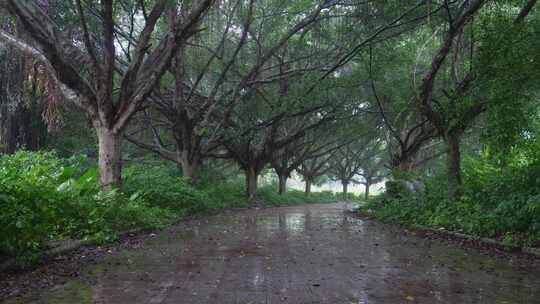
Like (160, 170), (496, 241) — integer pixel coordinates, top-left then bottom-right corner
(245, 166), (259, 201)
(97, 126), (122, 190)
(0, 111), (18, 154)
(393, 152), (417, 172)
(342, 181), (349, 197)
(180, 150), (198, 183)
(364, 183), (370, 200)
(445, 133), (462, 201)
(277, 174), (287, 195)
(19, 101), (46, 151)
(305, 179), (312, 194)
(181, 159), (196, 182)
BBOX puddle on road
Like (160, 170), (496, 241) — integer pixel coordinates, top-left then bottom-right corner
(4, 203), (540, 303)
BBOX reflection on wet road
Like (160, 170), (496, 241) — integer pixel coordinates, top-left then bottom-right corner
(8, 203), (540, 303)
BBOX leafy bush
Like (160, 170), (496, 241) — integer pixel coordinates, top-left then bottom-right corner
(0, 151), (75, 257)
(123, 165), (212, 215)
(0, 151), (172, 260)
(384, 180), (410, 198)
(363, 157), (540, 246)
(198, 177), (249, 209)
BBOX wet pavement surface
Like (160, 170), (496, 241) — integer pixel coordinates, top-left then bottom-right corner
(4, 203), (540, 303)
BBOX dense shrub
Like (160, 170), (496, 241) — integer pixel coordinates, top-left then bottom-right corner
(0, 152), (171, 260)
(384, 180), (410, 198)
(198, 177), (249, 209)
(0, 151), (82, 256)
(123, 165), (213, 215)
(363, 157), (540, 246)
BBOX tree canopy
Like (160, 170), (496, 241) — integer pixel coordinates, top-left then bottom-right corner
(1, 0), (539, 202)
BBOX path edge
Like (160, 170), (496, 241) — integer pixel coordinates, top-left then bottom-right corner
(349, 209), (540, 259)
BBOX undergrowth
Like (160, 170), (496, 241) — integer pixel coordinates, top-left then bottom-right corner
(0, 151), (342, 264)
(361, 157), (540, 247)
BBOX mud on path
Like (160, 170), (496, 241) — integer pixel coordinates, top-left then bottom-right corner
(3, 203), (540, 303)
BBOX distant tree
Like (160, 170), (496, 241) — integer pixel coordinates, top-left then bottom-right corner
(358, 156), (387, 200)
(298, 152), (335, 195)
(271, 126), (344, 194)
(126, 0), (345, 184)
(328, 134), (383, 197)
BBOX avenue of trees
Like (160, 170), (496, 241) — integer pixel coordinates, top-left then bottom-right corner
(2, 0), (540, 258)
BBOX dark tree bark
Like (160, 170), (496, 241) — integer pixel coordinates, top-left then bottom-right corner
(395, 155), (417, 171)
(445, 132), (462, 201)
(364, 182), (370, 200)
(391, 145), (420, 172)
(0, 17), (48, 153)
(305, 178), (312, 194)
(0, 97), (47, 153)
(342, 180), (349, 197)
(245, 165), (260, 201)
(277, 173), (288, 194)
(180, 149), (199, 182)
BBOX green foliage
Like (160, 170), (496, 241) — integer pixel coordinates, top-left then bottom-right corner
(384, 180), (410, 199)
(196, 176), (342, 208)
(0, 151), (80, 257)
(363, 156), (540, 246)
(197, 177), (249, 209)
(0, 151), (171, 261)
(0, 152), (340, 262)
(123, 165), (213, 215)
(476, 8), (540, 155)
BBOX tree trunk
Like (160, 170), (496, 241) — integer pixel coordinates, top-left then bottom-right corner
(364, 183), (370, 200)
(277, 174), (287, 195)
(445, 133), (462, 201)
(181, 159), (196, 182)
(393, 152), (417, 172)
(180, 150), (198, 183)
(0, 47), (46, 154)
(342, 181), (348, 198)
(305, 178), (312, 194)
(0, 110), (18, 154)
(97, 126), (122, 190)
(245, 166), (259, 201)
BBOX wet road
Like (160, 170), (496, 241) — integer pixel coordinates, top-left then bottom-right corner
(6, 203), (540, 303)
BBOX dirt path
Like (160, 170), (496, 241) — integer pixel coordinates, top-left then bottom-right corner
(3, 203), (540, 303)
